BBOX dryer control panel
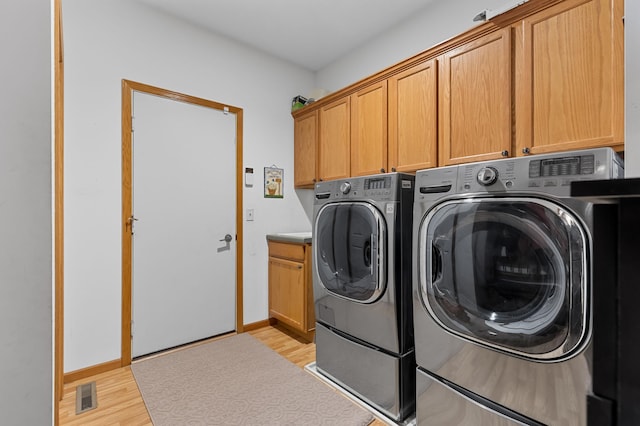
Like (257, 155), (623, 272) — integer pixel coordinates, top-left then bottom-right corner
(364, 176), (391, 190)
(314, 173), (414, 203)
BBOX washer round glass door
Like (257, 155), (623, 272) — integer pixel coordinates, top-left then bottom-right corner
(418, 197), (588, 361)
(315, 202), (386, 303)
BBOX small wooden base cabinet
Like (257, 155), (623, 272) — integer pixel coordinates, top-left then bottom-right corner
(268, 240), (315, 342)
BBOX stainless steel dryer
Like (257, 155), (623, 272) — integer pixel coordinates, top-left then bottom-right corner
(412, 148), (623, 425)
(313, 173), (415, 422)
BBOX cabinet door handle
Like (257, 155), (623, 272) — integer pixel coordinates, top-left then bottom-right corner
(522, 147), (531, 154)
(501, 150), (509, 157)
(380, 168), (386, 173)
(297, 265), (302, 269)
(391, 167), (397, 172)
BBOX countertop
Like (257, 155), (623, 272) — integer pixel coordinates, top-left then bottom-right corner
(266, 232), (312, 244)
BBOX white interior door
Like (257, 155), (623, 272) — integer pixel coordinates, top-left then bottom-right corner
(131, 91), (236, 358)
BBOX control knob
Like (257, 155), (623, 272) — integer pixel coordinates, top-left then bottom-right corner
(339, 182), (352, 194)
(477, 166), (499, 186)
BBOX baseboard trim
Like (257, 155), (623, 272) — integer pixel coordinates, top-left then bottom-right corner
(268, 319), (315, 343)
(63, 359), (122, 384)
(243, 319), (271, 332)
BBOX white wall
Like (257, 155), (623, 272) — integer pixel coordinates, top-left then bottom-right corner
(0, 0), (53, 423)
(316, 0), (509, 92)
(626, 0), (640, 176)
(63, 0), (314, 372)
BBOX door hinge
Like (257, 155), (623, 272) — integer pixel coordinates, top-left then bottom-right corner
(130, 320), (134, 337)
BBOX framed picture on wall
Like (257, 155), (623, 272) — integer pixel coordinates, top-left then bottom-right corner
(264, 166), (284, 198)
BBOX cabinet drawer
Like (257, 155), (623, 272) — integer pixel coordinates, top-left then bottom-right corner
(268, 241), (305, 261)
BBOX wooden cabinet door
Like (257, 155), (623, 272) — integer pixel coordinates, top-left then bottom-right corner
(268, 256), (305, 331)
(439, 28), (512, 166)
(351, 81), (388, 176)
(319, 97), (350, 181)
(293, 110), (318, 188)
(515, 0), (624, 156)
(388, 59), (438, 173)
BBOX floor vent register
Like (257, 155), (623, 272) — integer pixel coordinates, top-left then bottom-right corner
(75, 381), (97, 414)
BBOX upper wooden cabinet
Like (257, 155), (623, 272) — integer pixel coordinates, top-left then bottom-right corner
(388, 59), (438, 173)
(514, 0), (624, 156)
(292, 0), (624, 183)
(293, 110), (318, 188)
(351, 81), (388, 176)
(318, 97), (350, 181)
(439, 28), (512, 166)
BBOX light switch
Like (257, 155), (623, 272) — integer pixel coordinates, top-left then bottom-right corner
(247, 209), (254, 221)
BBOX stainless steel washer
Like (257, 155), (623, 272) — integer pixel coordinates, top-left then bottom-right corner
(412, 148), (623, 425)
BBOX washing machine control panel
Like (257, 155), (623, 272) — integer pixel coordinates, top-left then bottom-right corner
(476, 166), (499, 186)
(455, 148), (622, 196)
(528, 154), (595, 178)
(461, 160), (516, 193)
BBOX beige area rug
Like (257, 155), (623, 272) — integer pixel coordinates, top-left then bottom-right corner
(131, 333), (374, 425)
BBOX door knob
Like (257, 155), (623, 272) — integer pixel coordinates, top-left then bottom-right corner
(220, 234), (233, 243)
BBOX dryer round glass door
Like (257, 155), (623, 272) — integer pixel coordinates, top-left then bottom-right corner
(418, 197), (588, 361)
(315, 202), (386, 303)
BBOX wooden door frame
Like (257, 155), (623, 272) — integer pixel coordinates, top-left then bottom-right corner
(54, 0), (64, 420)
(120, 80), (244, 366)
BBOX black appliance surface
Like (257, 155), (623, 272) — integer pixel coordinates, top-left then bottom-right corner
(572, 178), (640, 426)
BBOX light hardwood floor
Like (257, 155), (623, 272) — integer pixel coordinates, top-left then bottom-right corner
(59, 325), (386, 425)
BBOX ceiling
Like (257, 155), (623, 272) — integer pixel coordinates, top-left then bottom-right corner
(134, 0), (438, 71)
